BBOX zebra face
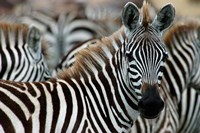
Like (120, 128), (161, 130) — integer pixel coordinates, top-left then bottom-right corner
(122, 2), (175, 118)
(125, 27), (168, 91)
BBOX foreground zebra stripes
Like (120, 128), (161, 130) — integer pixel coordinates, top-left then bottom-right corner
(0, 2), (175, 132)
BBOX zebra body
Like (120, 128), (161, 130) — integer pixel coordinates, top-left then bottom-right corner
(167, 19), (200, 133)
(15, 3), (115, 71)
(0, 23), (50, 81)
(0, 2), (175, 132)
(131, 19), (200, 133)
(178, 87), (200, 133)
(52, 39), (98, 76)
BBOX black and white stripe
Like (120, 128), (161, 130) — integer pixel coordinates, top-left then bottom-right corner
(52, 39), (98, 76)
(15, 3), (117, 71)
(0, 22), (50, 81)
(131, 19), (200, 133)
(164, 19), (200, 133)
(0, 2), (175, 132)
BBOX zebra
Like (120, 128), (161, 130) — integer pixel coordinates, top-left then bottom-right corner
(0, 2), (175, 132)
(0, 22), (51, 82)
(163, 19), (200, 133)
(178, 87), (200, 133)
(52, 39), (98, 76)
(131, 88), (200, 133)
(130, 19), (200, 133)
(52, 1), (157, 76)
(14, 6), (60, 71)
(14, 2), (117, 71)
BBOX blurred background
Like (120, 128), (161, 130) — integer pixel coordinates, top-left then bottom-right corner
(0, 0), (200, 16)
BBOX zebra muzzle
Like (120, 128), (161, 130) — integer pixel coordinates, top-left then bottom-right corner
(138, 84), (164, 119)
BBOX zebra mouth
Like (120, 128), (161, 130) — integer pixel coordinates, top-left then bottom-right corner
(140, 111), (161, 119)
(138, 84), (164, 119)
(138, 102), (164, 119)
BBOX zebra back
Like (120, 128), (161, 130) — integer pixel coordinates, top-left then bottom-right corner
(0, 22), (50, 81)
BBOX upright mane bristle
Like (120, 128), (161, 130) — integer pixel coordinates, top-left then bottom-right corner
(141, 1), (151, 27)
(0, 22), (49, 58)
(0, 22), (29, 44)
(0, 22), (29, 37)
(57, 27), (125, 79)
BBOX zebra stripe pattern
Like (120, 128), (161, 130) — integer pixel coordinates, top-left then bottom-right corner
(16, 3), (115, 71)
(15, 8), (59, 71)
(0, 2), (175, 132)
(164, 19), (200, 133)
(131, 19), (200, 133)
(0, 23), (50, 81)
(52, 39), (98, 76)
(178, 87), (200, 133)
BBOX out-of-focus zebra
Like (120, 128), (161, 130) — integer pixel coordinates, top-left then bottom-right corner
(130, 19), (200, 133)
(0, 2), (175, 132)
(52, 1), (156, 76)
(14, 2), (121, 71)
(178, 87), (200, 133)
(0, 22), (50, 81)
(14, 6), (60, 71)
(52, 39), (98, 75)
(163, 19), (200, 133)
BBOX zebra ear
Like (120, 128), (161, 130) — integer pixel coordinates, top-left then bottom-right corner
(27, 26), (42, 54)
(152, 3), (175, 32)
(122, 2), (140, 31)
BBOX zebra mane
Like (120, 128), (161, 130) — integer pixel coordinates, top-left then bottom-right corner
(141, 1), (152, 28)
(0, 22), (29, 45)
(164, 18), (200, 47)
(0, 22), (49, 58)
(57, 27), (126, 80)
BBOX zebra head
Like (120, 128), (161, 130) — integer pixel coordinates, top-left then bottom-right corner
(122, 2), (175, 119)
(0, 23), (51, 81)
(26, 26), (51, 81)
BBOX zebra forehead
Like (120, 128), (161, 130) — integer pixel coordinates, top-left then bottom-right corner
(164, 18), (200, 46)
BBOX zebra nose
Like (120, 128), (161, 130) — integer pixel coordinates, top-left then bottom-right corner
(138, 84), (164, 119)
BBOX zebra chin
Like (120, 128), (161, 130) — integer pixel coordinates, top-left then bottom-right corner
(138, 83), (164, 119)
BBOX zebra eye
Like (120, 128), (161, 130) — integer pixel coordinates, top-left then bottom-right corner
(126, 53), (134, 60)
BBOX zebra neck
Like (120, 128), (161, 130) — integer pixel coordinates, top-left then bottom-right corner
(110, 34), (141, 123)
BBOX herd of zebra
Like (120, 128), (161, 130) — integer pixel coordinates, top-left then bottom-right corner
(0, 0), (200, 133)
